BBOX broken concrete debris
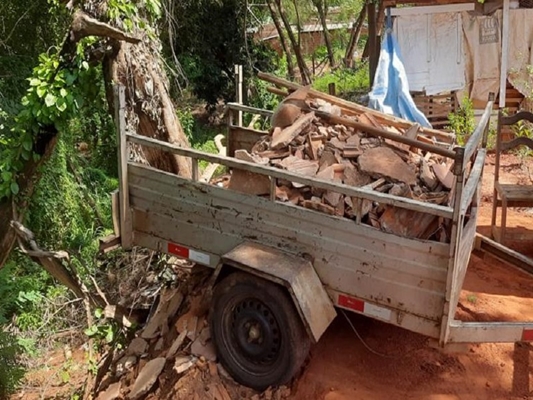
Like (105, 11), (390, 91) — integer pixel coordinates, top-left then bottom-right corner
(128, 357), (166, 400)
(228, 101), (454, 242)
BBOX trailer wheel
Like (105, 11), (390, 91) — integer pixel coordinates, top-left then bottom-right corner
(211, 272), (310, 391)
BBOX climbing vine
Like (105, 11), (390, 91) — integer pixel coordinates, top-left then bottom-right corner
(0, 0), (163, 200)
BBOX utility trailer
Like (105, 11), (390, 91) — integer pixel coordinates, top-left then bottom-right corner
(106, 87), (533, 390)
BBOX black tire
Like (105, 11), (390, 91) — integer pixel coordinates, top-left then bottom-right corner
(210, 272), (310, 391)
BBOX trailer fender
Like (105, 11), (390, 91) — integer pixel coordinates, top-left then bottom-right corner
(215, 242), (336, 343)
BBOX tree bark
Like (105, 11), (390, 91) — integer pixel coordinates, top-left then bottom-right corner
(274, 0), (311, 85)
(344, 1), (367, 68)
(0, 4), (191, 269)
(266, 0), (295, 80)
(313, 0), (335, 67)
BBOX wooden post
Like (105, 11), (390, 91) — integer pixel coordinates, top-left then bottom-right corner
(499, 0), (510, 108)
(234, 64), (243, 127)
(328, 82), (336, 96)
(368, 1), (377, 87)
(114, 86), (132, 249)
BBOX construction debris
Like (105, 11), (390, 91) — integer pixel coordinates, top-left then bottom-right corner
(92, 268), (292, 400)
(228, 97), (455, 241)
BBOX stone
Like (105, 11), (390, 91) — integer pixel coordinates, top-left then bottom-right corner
(115, 355), (137, 377)
(174, 355), (197, 374)
(302, 200), (335, 215)
(166, 329), (187, 360)
(191, 328), (217, 362)
(228, 169), (271, 195)
(432, 162), (454, 189)
(96, 382), (121, 400)
(380, 207), (438, 239)
(127, 338), (148, 357)
(128, 358), (166, 400)
(358, 147), (416, 185)
(343, 163), (371, 187)
(141, 287), (183, 339)
(271, 112), (315, 150)
(420, 160), (438, 190)
(234, 149), (268, 165)
(324, 191), (342, 208)
(279, 156), (319, 188)
(318, 149), (337, 172)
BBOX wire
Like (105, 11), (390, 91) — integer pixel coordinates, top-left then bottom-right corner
(341, 309), (413, 359)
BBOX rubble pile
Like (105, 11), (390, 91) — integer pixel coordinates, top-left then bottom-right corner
(228, 88), (456, 242)
(93, 266), (292, 400)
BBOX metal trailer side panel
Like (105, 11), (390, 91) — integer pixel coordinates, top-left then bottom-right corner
(128, 163), (450, 338)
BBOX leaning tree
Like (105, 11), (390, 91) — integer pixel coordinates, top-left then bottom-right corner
(0, 0), (191, 268)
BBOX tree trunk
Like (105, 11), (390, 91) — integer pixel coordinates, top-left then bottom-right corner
(314, 0), (335, 67)
(266, 0), (295, 80)
(0, 129), (58, 269)
(0, 3), (191, 269)
(274, 0), (311, 85)
(344, 1), (367, 68)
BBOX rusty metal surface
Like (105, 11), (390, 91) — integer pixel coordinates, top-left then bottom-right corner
(128, 163), (451, 333)
(221, 242), (337, 343)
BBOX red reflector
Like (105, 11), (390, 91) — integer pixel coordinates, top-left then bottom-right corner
(522, 329), (533, 341)
(338, 294), (364, 312)
(168, 243), (189, 258)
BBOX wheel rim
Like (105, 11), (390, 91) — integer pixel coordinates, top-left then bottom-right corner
(227, 297), (282, 370)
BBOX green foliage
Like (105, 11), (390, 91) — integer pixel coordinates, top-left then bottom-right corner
(313, 64), (370, 95)
(0, 331), (25, 397)
(166, 0), (277, 105)
(0, 40), (100, 199)
(84, 308), (125, 349)
(447, 97), (475, 146)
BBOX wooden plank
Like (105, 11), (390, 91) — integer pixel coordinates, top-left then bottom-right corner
(499, 0), (510, 108)
(461, 149), (486, 214)
(463, 99), (493, 168)
(389, 3), (474, 15)
(475, 233), (533, 276)
(227, 102), (274, 117)
(317, 111), (457, 159)
(114, 86), (132, 249)
(126, 134), (454, 218)
(256, 72), (456, 142)
(271, 112), (315, 149)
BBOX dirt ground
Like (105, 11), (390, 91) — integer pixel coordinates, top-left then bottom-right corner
(14, 154), (533, 400)
(289, 153), (533, 400)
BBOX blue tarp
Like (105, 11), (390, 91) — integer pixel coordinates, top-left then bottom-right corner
(368, 28), (432, 128)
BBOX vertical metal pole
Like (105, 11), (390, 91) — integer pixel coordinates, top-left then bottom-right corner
(235, 64), (243, 127)
(192, 158), (199, 182)
(368, 1), (377, 87)
(114, 85), (132, 249)
(499, 0), (510, 108)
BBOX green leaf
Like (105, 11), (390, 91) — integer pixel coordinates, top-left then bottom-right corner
(44, 93), (57, 107)
(10, 182), (19, 195)
(105, 326), (114, 343)
(37, 86), (47, 98)
(29, 78), (41, 86)
(56, 98), (67, 112)
(22, 139), (33, 151)
(94, 308), (103, 319)
(65, 72), (76, 86)
(1, 171), (12, 181)
(60, 88), (68, 97)
(84, 325), (98, 337)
